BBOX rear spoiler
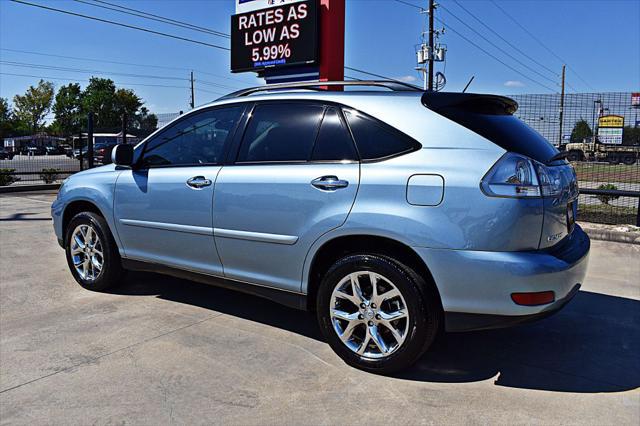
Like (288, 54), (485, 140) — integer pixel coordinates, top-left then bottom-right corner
(422, 92), (518, 116)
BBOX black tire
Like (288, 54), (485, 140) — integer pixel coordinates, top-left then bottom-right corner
(316, 254), (441, 374)
(567, 151), (581, 162)
(64, 211), (124, 291)
(622, 155), (636, 165)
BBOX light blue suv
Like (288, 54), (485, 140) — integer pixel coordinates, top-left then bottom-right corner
(52, 81), (590, 373)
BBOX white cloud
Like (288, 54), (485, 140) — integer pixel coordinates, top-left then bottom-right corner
(504, 80), (525, 87)
(396, 75), (418, 83)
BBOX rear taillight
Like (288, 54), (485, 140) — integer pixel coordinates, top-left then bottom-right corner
(480, 153), (540, 197)
(481, 152), (570, 199)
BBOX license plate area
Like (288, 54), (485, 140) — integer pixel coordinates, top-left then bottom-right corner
(567, 201), (576, 234)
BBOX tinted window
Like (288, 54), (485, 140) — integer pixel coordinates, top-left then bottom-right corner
(343, 110), (418, 160)
(142, 106), (241, 167)
(311, 108), (358, 161)
(237, 103), (324, 162)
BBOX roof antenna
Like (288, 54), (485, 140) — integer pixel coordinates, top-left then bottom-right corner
(462, 76), (474, 93)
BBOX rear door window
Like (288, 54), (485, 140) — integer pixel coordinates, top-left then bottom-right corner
(311, 107), (358, 162)
(236, 103), (324, 163)
(343, 110), (420, 161)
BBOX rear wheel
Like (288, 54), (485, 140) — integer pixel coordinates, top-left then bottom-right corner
(317, 254), (440, 374)
(65, 212), (124, 291)
(567, 151), (582, 162)
(622, 155), (636, 165)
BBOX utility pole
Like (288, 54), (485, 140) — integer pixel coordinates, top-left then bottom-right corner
(190, 71), (195, 109)
(427, 0), (435, 91)
(558, 64), (565, 147)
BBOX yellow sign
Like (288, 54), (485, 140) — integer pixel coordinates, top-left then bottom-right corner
(598, 115), (624, 128)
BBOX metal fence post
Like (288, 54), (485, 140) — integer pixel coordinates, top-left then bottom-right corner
(121, 113), (128, 145)
(78, 132), (84, 171)
(87, 112), (94, 169)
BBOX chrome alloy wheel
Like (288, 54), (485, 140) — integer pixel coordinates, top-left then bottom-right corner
(70, 224), (104, 281)
(330, 271), (410, 359)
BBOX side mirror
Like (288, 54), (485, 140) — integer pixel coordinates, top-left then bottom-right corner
(112, 144), (134, 167)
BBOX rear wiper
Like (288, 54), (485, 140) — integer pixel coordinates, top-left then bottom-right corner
(546, 151), (569, 164)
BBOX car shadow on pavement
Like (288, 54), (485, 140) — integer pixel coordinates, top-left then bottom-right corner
(0, 212), (52, 221)
(112, 272), (639, 393)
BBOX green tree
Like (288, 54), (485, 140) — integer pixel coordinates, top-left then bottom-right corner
(0, 98), (12, 139)
(12, 80), (54, 134)
(622, 126), (640, 145)
(115, 88), (142, 129)
(134, 106), (158, 135)
(81, 77), (118, 130)
(570, 119), (593, 144)
(52, 83), (83, 137)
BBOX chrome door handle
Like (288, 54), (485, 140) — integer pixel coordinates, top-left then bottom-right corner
(311, 175), (349, 191)
(186, 176), (212, 189)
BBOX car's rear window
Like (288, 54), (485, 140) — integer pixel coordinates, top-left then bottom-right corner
(422, 93), (558, 163)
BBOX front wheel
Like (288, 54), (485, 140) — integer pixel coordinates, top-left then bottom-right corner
(65, 211), (124, 291)
(317, 254), (441, 374)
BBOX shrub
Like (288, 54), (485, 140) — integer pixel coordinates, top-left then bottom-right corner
(596, 183), (620, 205)
(0, 168), (20, 186)
(39, 168), (61, 184)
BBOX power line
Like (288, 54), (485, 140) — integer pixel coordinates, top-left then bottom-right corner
(9, 0), (230, 52)
(1, 60), (189, 81)
(392, 0), (556, 92)
(450, 0), (558, 77)
(0, 48), (251, 85)
(437, 3), (559, 87)
(74, 0), (230, 39)
(344, 66), (406, 83)
(489, 0), (595, 91)
(0, 72), (191, 90)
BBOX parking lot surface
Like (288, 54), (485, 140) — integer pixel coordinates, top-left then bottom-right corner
(1, 192), (638, 425)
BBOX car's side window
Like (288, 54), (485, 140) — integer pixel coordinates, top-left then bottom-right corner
(343, 109), (420, 161)
(236, 103), (324, 163)
(311, 107), (358, 162)
(141, 106), (242, 167)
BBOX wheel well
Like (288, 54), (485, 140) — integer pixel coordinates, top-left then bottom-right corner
(306, 235), (442, 313)
(62, 200), (104, 243)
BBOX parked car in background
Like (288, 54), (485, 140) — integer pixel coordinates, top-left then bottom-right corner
(52, 81), (590, 374)
(0, 148), (15, 160)
(26, 146), (46, 156)
(45, 146), (64, 155)
(93, 142), (117, 165)
(73, 147), (88, 159)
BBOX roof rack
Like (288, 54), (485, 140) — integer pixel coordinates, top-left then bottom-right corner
(218, 80), (423, 100)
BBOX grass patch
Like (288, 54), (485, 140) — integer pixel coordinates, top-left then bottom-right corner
(577, 203), (638, 225)
(573, 162), (640, 184)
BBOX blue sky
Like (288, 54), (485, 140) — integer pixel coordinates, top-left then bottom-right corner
(1, 0), (638, 116)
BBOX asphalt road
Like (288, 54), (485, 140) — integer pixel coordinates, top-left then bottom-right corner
(0, 192), (638, 425)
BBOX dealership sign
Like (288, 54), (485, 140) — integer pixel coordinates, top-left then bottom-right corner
(598, 115), (624, 145)
(231, 0), (318, 73)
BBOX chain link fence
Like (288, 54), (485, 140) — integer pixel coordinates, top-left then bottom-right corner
(512, 92), (639, 225)
(3, 93), (639, 226)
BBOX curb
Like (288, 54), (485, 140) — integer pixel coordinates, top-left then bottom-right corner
(0, 184), (61, 194)
(579, 222), (640, 245)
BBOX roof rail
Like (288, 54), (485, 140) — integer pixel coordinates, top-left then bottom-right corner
(218, 80), (423, 100)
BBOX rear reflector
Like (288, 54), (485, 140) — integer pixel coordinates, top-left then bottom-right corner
(511, 291), (555, 306)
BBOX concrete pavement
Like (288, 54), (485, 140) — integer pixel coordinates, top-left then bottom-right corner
(1, 192), (638, 425)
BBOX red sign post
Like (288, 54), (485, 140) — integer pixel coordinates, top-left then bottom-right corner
(319, 0), (345, 84)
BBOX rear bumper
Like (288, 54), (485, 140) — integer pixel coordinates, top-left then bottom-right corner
(414, 225), (590, 332)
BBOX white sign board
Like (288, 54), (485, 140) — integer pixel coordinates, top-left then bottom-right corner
(236, 0), (306, 13)
(598, 127), (623, 145)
